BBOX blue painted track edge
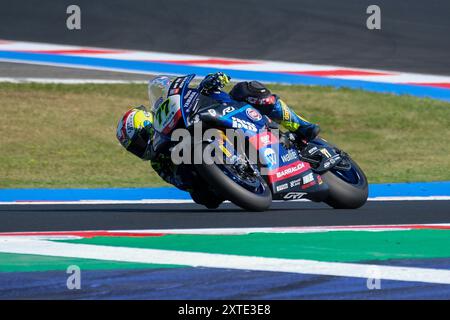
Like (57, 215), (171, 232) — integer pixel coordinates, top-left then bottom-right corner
(0, 181), (449, 202)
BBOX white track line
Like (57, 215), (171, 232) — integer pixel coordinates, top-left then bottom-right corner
(2, 223), (449, 238)
(0, 199), (195, 205)
(110, 223), (450, 234)
(0, 77), (147, 84)
(369, 196), (450, 201)
(0, 196), (449, 205)
(2, 39), (450, 85)
(0, 238), (449, 284)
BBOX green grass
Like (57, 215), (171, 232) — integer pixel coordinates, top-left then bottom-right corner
(0, 82), (449, 188)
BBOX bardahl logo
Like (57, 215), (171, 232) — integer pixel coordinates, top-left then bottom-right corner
(276, 163), (305, 178)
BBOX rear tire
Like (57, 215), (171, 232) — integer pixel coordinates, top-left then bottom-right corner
(321, 159), (368, 209)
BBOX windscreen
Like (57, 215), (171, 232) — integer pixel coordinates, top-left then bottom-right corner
(148, 75), (175, 113)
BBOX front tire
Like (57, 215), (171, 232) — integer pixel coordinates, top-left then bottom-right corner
(194, 143), (272, 211)
(321, 158), (368, 209)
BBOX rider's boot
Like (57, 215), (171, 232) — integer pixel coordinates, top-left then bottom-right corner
(293, 122), (321, 142)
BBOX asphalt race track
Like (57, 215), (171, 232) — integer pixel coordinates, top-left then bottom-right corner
(1, 201), (449, 232)
(0, 0), (449, 75)
(0, 62), (151, 81)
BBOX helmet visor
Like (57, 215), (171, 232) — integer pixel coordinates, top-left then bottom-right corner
(126, 127), (151, 159)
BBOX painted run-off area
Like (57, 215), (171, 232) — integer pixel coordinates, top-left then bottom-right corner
(1, 227), (449, 299)
(1, 228), (450, 271)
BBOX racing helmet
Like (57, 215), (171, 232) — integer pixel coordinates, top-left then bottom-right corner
(229, 81), (276, 114)
(116, 107), (154, 159)
(148, 75), (174, 114)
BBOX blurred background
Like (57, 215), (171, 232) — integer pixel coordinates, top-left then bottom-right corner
(0, 0), (449, 74)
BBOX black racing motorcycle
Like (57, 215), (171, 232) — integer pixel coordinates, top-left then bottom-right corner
(149, 74), (368, 211)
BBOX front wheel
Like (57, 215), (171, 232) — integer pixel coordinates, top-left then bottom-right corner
(321, 157), (368, 209)
(194, 143), (272, 211)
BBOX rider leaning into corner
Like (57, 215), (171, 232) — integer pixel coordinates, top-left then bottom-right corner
(116, 72), (320, 207)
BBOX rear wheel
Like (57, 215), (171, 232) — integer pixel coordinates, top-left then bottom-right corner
(194, 143), (272, 211)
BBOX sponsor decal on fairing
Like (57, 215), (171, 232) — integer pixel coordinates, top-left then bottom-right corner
(231, 117), (257, 132)
(248, 131), (278, 150)
(267, 161), (310, 183)
(289, 178), (301, 188)
(183, 90), (198, 111)
(222, 106), (235, 115)
(276, 183), (289, 192)
(302, 180), (317, 189)
(276, 162), (305, 179)
(281, 149), (298, 163)
(169, 88), (180, 95)
(283, 192), (307, 200)
(264, 148), (277, 166)
(302, 172), (314, 184)
(246, 108), (262, 121)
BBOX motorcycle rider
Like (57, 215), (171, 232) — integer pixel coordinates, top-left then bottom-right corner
(116, 72), (320, 207)
(199, 73), (320, 142)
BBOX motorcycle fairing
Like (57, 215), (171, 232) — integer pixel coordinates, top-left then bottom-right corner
(207, 106), (329, 202)
(169, 74), (200, 126)
(165, 74), (329, 202)
(249, 133), (328, 201)
(153, 92), (183, 136)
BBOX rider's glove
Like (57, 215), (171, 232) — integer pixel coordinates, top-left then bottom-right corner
(200, 72), (231, 93)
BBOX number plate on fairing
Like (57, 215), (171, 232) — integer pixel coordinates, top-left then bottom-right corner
(153, 95), (182, 135)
